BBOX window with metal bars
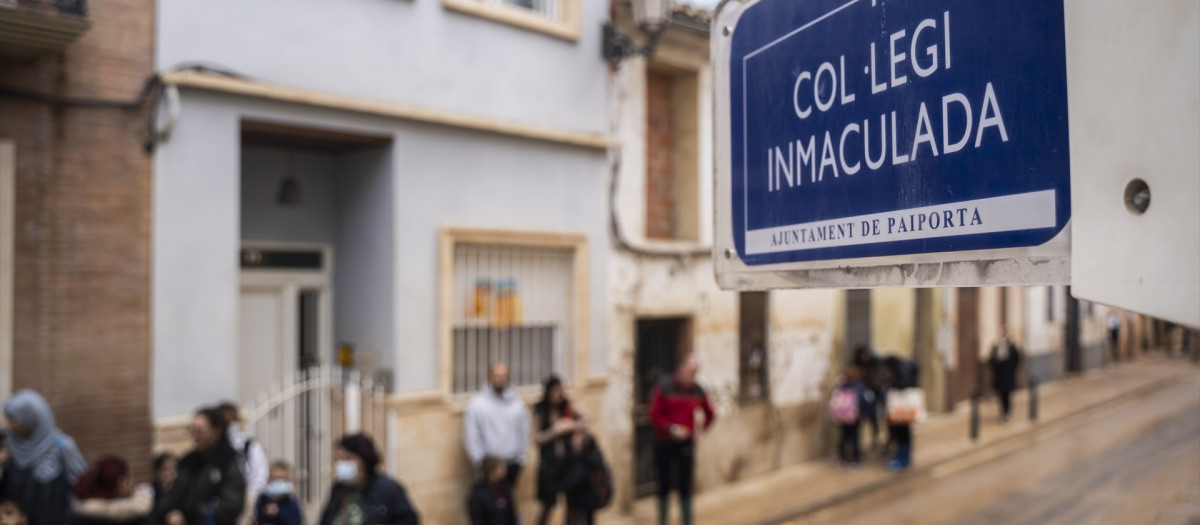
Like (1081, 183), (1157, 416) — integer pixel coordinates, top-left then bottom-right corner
(451, 243), (574, 393)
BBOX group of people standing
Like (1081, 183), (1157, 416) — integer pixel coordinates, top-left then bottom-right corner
(1, 392), (419, 525)
(462, 357), (714, 525)
(831, 328), (1023, 471)
(463, 364), (611, 525)
(831, 348), (922, 471)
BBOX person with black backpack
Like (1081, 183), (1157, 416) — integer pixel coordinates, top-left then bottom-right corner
(561, 432), (611, 525)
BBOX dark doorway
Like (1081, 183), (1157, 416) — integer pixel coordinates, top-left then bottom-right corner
(633, 317), (691, 498)
(845, 290), (872, 363)
(739, 292), (769, 404)
(952, 288), (981, 406)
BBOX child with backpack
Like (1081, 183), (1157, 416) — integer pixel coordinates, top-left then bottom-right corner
(829, 366), (872, 468)
(561, 432), (611, 525)
(467, 456), (517, 525)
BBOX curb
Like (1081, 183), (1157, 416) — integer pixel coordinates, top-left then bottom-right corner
(746, 370), (1186, 525)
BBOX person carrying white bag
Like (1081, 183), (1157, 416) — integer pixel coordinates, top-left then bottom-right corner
(883, 357), (923, 471)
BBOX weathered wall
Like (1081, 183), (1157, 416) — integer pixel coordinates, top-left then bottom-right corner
(604, 12), (855, 510)
(0, 0), (155, 479)
(872, 289), (916, 358)
(603, 253), (843, 507)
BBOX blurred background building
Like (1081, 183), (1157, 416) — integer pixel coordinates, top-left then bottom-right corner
(0, 0), (1189, 522)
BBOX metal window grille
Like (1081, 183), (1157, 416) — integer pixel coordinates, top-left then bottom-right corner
(452, 243), (574, 394)
(492, 0), (560, 20)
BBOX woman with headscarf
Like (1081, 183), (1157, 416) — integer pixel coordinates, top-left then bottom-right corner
(0, 389), (89, 525)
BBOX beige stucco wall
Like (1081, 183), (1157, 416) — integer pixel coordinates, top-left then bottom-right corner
(871, 289), (916, 359)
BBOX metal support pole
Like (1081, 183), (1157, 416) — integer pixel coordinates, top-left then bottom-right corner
(970, 386), (981, 442)
(1029, 376), (1039, 422)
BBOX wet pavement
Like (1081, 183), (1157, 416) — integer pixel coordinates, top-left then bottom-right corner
(783, 374), (1200, 525)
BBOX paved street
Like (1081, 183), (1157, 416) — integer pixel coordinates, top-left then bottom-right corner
(784, 372), (1200, 525)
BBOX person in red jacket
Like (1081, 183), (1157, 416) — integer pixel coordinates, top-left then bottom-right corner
(648, 356), (714, 525)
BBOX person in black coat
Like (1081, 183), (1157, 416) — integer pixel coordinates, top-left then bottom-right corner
(531, 375), (582, 525)
(466, 456), (516, 525)
(851, 346), (884, 450)
(989, 326), (1023, 422)
(318, 434), (419, 525)
(153, 407), (246, 525)
(150, 453), (178, 514)
(561, 433), (608, 525)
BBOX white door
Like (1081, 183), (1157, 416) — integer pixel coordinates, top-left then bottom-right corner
(237, 286), (295, 405)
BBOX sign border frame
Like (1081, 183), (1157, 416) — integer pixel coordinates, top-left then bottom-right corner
(711, 0), (1071, 290)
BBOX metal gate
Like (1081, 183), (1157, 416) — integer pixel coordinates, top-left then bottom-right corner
(243, 366), (388, 521)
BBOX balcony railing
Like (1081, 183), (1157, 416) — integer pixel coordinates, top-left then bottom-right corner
(0, 0), (91, 61)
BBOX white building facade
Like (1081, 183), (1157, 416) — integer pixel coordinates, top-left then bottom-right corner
(151, 0), (612, 519)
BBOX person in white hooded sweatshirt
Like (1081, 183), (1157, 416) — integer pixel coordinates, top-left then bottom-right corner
(464, 363), (530, 491)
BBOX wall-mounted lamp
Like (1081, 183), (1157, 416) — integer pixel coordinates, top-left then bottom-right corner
(277, 149), (302, 206)
(603, 0), (673, 67)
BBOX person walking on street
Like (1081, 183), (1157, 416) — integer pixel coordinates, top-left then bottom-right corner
(1107, 311), (1122, 363)
(464, 364), (530, 492)
(0, 389), (89, 525)
(154, 407), (246, 525)
(318, 433), (419, 525)
(531, 375), (582, 525)
(648, 356), (715, 525)
(989, 326), (1022, 422)
(70, 457), (154, 525)
(466, 456), (516, 525)
(215, 403), (269, 500)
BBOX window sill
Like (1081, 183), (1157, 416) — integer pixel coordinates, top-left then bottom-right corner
(443, 0), (580, 42)
(625, 237), (712, 256)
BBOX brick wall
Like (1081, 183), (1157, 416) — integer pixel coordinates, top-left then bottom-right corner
(645, 70), (675, 240)
(0, 0), (155, 481)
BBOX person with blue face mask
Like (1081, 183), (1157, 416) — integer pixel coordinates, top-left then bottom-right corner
(254, 461), (301, 525)
(318, 434), (419, 525)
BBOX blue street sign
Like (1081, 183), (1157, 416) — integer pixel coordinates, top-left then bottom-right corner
(728, 0), (1070, 266)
